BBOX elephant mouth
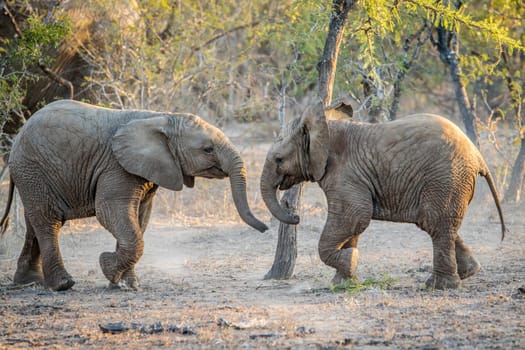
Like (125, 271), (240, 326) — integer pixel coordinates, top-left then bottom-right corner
(183, 175), (195, 188)
(277, 175), (298, 191)
(195, 166), (227, 179)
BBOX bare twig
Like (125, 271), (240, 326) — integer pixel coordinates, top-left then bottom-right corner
(38, 61), (74, 98)
(192, 21), (261, 53)
(2, 2), (22, 36)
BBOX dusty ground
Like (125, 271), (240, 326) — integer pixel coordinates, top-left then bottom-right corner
(0, 127), (524, 349)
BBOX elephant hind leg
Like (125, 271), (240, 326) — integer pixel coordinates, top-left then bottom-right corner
(13, 216), (44, 285)
(455, 235), (480, 280)
(27, 213), (74, 291)
(425, 219), (462, 290)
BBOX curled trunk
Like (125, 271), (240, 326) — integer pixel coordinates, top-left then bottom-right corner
(221, 147), (268, 232)
(259, 161), (299, 225)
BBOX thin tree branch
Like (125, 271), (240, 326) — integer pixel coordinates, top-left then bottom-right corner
(389, 23), (429, 120)
(192, 21), (262, 53)
(2, 2), (23, 36)
(38, 61), (74, 98)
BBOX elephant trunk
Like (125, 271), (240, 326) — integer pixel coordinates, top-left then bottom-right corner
(220, 146), (268, 233)
(260, 160), (300, 225)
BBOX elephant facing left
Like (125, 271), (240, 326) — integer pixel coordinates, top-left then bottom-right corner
(0, 99), (268, 291)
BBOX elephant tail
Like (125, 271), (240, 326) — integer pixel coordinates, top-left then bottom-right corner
(0, 176), (14, 236)
(480, 166), (506, 241)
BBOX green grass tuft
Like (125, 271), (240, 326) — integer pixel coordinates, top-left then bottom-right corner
(330, 274), (396, 294)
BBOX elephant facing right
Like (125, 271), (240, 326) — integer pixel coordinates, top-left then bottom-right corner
(260, 101), (506, 290)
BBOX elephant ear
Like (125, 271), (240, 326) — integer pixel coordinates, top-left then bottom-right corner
(112, 116), (184, 191)
(325, 100), (353, 121)
(300, 101), (329, 181)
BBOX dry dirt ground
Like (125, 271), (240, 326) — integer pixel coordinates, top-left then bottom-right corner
(0, 127), (524, 349)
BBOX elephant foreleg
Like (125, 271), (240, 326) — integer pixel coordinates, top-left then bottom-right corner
(107, 241), (141, 290)
(99, 240), (143, 289)
(138, 187), (156, 234)
(96, 201), (144, 290)
(13, 215), (44, 285)
(330, 236), (361, 284)
(318, 196), (371, 285)
(455, 235), (480, 280)
(114, 189), (156, 290)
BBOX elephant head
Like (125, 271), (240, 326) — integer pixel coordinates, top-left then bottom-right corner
(111, 113), (268, 233)
(260, 100), (354, 225)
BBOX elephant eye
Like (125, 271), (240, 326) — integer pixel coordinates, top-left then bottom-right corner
(275, 157), (283, 164)
(203, 146), (214, 154)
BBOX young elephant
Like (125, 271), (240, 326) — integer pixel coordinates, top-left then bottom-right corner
(0, 99), (268, 291)
(260, 101), (505, 290)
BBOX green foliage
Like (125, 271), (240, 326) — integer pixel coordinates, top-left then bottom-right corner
(5, 0), (514, 128)
(330, 275), (397, 295)
(0, 0), (520, 195)
(0, 12), (70, 131)
(313, 0), (523, 121)
(10, 15), (70, 65)
(0, 76), (23, 111)
(409, 0), (522, 49)
(265, 1), (330, 95)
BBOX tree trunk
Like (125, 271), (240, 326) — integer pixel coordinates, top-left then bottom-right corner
(434, 2), (479, 147)
(389, 24), (428, 120)
(318, 0), (354, 106)
(505, 138), (525, 202)
(389, 73), (404, 121)
(362, 74), (388, 123)
(502, 49), (524, 202)
(448, 41), (479, 147)
(265, 0), (354, 279)
(264, 184), (302, 279)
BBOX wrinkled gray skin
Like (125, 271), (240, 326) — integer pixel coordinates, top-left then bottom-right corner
(0, 100), (267, 291)
(260, 102), (506, 290)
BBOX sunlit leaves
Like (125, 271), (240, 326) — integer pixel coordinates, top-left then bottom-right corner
(262, 0), (330, 96)
(322, 0), (523, 120)
(3, 13), (70, 68)
(0, 11), (70, 132)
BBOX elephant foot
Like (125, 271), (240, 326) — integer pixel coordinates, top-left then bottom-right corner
(99, 252), (122, 284)
(425, 273), (461, 290)
(330, 271), (359, 286)
(13, 265), (44, 286)
(122, 269), (140, 290)
(333, 248), (359, 280)
(13, 260), (44, 285)
(108, 280), (141, 291)
(108, 269), (141, 291)
(100, 252), (140, 291)
(457, 255), (480, 280)
(44, 272), (75, 291)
